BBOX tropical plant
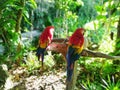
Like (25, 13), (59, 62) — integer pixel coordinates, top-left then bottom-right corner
(0, 0), (37, 64)
(80, 80), (102, 90)
(101, 75), (120, 90)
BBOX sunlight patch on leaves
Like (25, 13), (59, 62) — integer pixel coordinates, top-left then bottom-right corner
(44, 51), (55, 68)
(84, 20), (99, 30)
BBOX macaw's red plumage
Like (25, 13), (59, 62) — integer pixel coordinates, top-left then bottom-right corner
(69, 28), (84, 47)
(36, 26), (54, 67)
(39, 26), (54, 46)
(66, 28), (84, 81)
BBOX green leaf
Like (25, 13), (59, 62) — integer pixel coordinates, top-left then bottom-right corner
(96, 15), (106, 20)
(23, 10), (29, 18)
(23, 13), (32, 25)
(29, 0), (37, 9)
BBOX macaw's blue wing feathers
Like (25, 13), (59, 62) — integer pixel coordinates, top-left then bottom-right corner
(66, 46), (80, 67)
(66, 46), (75, 66)
(66, 46), (80, 81)
(36, 47), (45, 59)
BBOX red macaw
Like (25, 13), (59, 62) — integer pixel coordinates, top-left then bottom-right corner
(66, 28), (84, 81)
(36, 26), (54, 67)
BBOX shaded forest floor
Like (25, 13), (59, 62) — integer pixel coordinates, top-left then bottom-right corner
(4, 65), (66, 90)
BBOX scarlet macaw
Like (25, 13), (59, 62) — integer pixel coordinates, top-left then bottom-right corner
(36, 26), (54, 67)
(66, 28), (84, 81)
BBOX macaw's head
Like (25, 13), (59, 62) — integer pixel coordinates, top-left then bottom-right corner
(40, 26), (54, 43)
(75, 28), (85, 35)
(69, 28), (85, 46)
(44, 26), (54, 36)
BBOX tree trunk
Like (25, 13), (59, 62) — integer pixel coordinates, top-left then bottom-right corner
(15, 0), (25, 65)
(113, 17), (120, 65)
(115, 17), (120, 52)
(15, 0), (25, 32)
(66, 61), (78, 90)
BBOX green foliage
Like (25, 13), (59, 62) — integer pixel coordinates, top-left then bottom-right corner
(21, 52), (40, 73)
(0, 0), (37, 64)
(21, 0), (37, 30)
(20, 51), (55, 74)
(86, 27), (105, 46)
(78, 0), (97, 26)
(79, 75), (120, 90)
(53, 0), (84, 37)
(44, 51), (55, 68)
(80, 80), (102, 90)
(77, 57), (120, 89)
(102, 61), (116, 75)
(30, 0), (55, 30)
(29, 0), (37, 8)
(53, 53), (65, 65)
(101, 75), (120, 90)
(0, 0), (15, 11)
(55, 0), (83, 11)
(0, 0), (18, 57)
(115, 39), (120, 53)
(83, 0), (119, 53)
(95, 0), (119, 30)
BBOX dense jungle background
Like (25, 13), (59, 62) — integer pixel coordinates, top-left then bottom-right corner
(0, 0), (120, 90)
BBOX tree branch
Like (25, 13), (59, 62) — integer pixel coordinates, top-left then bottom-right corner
(81, 49), (120, 60)
(47, 38), (120, 60)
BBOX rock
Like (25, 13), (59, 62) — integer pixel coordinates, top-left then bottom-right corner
(0, 64), (8, 88)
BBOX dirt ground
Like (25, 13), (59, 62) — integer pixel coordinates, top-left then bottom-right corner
(4, 66), (66, 90)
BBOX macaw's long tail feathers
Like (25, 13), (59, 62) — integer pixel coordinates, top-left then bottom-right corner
(36, 47), (41, 61)
(66, 46), (75, 66)
(38, 55), (40, 61)
(66, 46), (75, 81)
(67, 46), (75, 57)
(41, 53), (44, 67)
(66, 45), (80, 82)
(36, 47), (41, 56)
(67, 65), (73, 81)
(36, 47), (45, 63)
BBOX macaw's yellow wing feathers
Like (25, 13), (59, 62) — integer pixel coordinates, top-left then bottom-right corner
(39, 39), (49, 48)
(72, 45), (84, 54)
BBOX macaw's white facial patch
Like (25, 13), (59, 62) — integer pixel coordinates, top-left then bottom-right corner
(50, 28), (54, 34)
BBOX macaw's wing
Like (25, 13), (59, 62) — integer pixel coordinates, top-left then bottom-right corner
(66, 45), (81, 81)
(66, 45), (81, 67)
(36, 39), (49, 62)
(66, 46), (74, 67)
(36, 47), (46, 56)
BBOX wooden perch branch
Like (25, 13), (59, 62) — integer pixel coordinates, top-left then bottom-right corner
(47, 38), (120, 60)
(81, 49), (120, 60)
